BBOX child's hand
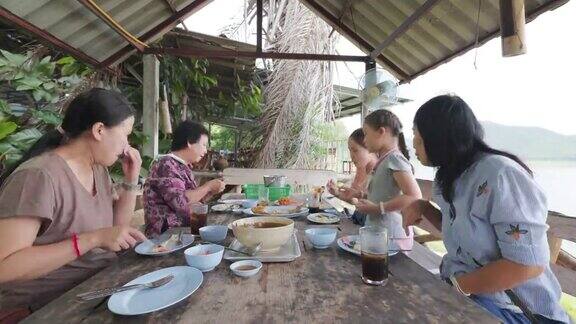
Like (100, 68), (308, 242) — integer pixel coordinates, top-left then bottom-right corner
(338, 187), (361, 201)
(401, 200), (424, 236)
(353, 199), (379, 215)
(327, 179), (338, 197)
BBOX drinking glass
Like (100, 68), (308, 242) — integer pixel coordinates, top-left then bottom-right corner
(190, 203), (208, 235)
(258, 186), (269, 204)
(360, 226), (389, 286)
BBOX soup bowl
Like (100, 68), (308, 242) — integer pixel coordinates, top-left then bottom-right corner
(231, 216), (294, 251)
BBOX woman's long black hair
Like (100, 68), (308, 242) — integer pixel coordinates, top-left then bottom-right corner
(0, 88), (135, 185)
(413, 95), (532, 203)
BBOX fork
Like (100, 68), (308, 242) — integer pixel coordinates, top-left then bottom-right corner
(175, 230), (183, 246)
(76, 275), (174, 301)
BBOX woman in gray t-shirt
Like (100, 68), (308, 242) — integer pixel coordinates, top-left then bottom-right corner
(403, 95), (569, 323)
(352, 110), (422, 251)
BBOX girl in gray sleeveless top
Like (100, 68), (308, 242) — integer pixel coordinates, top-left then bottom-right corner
(353, 109), (422, 251)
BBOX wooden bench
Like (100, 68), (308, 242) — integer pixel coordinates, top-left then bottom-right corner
(405, 242), (442, 275)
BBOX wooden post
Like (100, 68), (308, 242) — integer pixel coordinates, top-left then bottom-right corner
(548, 233), (563, 264)
(143, 55), (159, 158)
(256, 0), (263, 53)
(499, 0), (527, 57)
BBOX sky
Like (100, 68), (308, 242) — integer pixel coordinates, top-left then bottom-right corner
(184, 0), (576, 136)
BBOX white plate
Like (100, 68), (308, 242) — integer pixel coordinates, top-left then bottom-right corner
(224, 232), (301, 262)
(307, 212), (340, 224)
(219, 193), (246, 201)
(219, 199), (250, 205)
(107, 266), (203, 316)
(337, 235), (398, 256)
(243, 206), (309, 218)
(135, 234), (195, 256)
(211, 204), (233, 212)
(337, 235), (361, 256)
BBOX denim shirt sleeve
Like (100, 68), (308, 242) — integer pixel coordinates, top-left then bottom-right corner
(474, 166), (550, 266)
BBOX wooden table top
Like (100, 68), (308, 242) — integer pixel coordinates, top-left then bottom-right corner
(23, 213), (496, 323)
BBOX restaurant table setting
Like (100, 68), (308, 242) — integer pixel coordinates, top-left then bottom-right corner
(23, 176), (497, 323)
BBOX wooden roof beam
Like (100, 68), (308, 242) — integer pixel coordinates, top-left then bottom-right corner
(145, 47), (371, 62)
(299, 0), (408, 80)
(0, 5), (113, 73)
(369, 0), (441, 59)
(100, 0), (213, 68)
(77, 0), (148, 52)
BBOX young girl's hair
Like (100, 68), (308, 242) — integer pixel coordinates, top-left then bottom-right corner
(364, 109), (410, 161)
(349, 128), (366, 148)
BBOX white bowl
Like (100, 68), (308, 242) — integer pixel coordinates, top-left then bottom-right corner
(184, 244), (224, 272)
(230, 260), (263, 277)
(199, 225), (228, 243)
(231, 216), (294, 251)
(305, 228), (337, 249)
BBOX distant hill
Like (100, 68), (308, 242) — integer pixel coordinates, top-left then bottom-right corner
(481, 121), (576, 161)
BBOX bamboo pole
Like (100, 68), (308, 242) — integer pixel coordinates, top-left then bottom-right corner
(181, 94), (188, 121)
(159, 84), (172, 134)
(499, 0), (527, 57)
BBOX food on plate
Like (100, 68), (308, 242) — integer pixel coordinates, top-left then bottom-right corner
(251, 206), (302, 215)
(251, 206), (267, 214)
(316, 213), (337, 221)
(240, 221), (286, 228)
(151, 234), (178, 253)
(277, 197), (300, 206)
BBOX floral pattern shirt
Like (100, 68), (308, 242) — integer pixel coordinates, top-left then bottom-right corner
(143, 154), (197, 236)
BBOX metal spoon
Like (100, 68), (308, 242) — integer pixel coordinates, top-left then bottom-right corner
(198, 241), (262, 256)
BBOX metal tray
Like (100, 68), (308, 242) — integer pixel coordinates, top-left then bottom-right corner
(223, 232), (301, 263)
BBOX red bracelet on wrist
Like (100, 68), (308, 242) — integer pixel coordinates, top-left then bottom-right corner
(72, 233), (81, 257)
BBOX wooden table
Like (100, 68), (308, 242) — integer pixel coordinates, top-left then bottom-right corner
(23, 214), (497, 323)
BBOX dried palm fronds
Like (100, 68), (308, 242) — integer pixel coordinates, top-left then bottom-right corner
(226, 0), (339, 168)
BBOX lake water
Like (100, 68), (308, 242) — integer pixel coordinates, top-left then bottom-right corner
(413, 160), (576, 256)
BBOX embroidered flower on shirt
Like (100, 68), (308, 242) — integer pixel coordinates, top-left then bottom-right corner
(449, 203), (456, 225)
(471, 257), (483, 268)
(476, 180), (490, 197)
(505, 224), (529, 241)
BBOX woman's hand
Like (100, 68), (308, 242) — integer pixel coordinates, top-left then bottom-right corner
(353, 199), (380, 215)
(401, 200), (424, 235)
(208, 179), (226, 194)
(121, 146), (142, 184)
(88, 226), (146, 252)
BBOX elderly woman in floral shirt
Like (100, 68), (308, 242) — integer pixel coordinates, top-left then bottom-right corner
(143, 121), (225, 236)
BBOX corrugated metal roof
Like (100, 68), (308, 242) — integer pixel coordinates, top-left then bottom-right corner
(0, 0), (569, 83)
(0, 0), (210, 67)
(302, 0), (569, 82)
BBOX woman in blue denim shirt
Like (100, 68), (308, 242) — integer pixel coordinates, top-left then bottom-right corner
(403, 95), (569, 324)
